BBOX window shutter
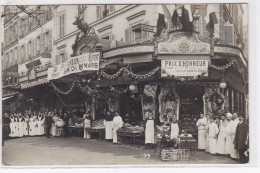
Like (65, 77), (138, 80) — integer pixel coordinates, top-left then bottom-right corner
(40, 35), (44, 53)
(64, 52), (68, 63)
(55, 55), (59, 65)
(125, 28), (130, 42)
(34, 38), (37, 56)
(224, 24), (234, 45)
(48, 30), (52, 50)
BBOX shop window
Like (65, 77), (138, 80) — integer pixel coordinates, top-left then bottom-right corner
(36, 36), (41, 55)
(96, 5), (102, 19)
(224, 24), (234, 45)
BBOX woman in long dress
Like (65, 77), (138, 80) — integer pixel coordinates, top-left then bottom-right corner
(196, 113), (208, 150)
(84, 112), (93, 139)
(9, 114), (16, 137)
(13, 114), (19, 137)
(144, 110), (155, 149)
(105, 110), (113, 141)
(208, 117), (219, 155)
(17, 113), (24, 137)
(23, 114), (29, 136)
(217, 115), (227, 154)
(29, 115), (36, 136)
(112, 111), (123, 144)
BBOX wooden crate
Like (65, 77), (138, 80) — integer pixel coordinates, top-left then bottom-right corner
(160, 149), (191, 161)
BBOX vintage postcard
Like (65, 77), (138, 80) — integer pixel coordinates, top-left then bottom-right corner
(0, 1), (251, 167)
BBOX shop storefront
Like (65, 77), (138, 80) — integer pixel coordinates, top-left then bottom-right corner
(45, 28), (247, 141)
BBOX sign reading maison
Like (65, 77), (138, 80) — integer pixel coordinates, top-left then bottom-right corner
(48, 52), (100, 80)
(161, 60), (209, 77)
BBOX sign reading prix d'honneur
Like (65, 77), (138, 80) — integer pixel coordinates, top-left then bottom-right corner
(161, 59), (209, 77)
(48, 52), (100, 80)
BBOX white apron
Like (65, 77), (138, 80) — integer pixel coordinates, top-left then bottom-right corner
(9, 118), (16, 137)
(29, 118), (36, 136)
(112, 116), (123, 143)
(170, 123), (179, 140)
(217, 121), (227, 154)
(13, 118), (19, 137)
(196, 117), (207, 149)
(52, 117), (59, 136)
(230, 119), (240, 159)
(208, 122), (219, 154)
(18, 118), (24, 137)
(84, 119), (91, 139)
(105, 121), (113, 140)
(225, 120), (233, 155)
(23, 118), (29, 136)
(40, 118), (45, 135)
(205, 122), (210, 152)
(145, 120), (155, 144)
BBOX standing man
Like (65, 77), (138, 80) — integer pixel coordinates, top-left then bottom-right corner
(208, 116), (219, 155)
(196, 113), (208, 150)
(234, 116), (249, 163)
(230, 113), (240, 159)
(217, 115), (227, 154)
(205, 114), (210, 152)
(45, 112), (54, 138)
(225, 112), (233, 155)
(112, 111), (124, 144)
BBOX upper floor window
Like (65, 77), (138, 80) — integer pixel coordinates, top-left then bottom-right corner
(96, 5), (102, 19)
(224, 24), (234, 45)
(36, 36), (41, 54)
(108, 5), (115, 14)
(28, 41), (32, 57)
(59, 13), (65, 38)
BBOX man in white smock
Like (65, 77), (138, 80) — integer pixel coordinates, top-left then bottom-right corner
(170, 115), (179, 140)
(230, 113), (240, 159)
(104, 110), (113, 141)
(144, 110), (155, 149)
(216, 115), (227, 154)
(196, 113), (208, 150)
(112, 111), (123, 144)
(208, 116), (219, 154)
(225, 112), (233, 155)
(84, 112), (93, 139)
(205, 114), (210, 152)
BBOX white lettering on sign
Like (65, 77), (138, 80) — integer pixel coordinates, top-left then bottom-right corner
(161, 60), (209, 77)
(48, 52), (100, 80)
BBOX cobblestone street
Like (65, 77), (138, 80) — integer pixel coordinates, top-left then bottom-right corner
(2, 136), (239, 166)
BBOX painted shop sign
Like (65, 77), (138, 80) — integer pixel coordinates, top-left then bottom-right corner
(21, 78), (48, 89)
(161, 60), (209, 77)
(158, 34), (210, 55)
(103, 45), (154, 58)
(48, 52), (100, 80)
(214, 45), (247, 66)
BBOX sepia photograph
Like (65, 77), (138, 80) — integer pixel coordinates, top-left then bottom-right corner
(0, 2), (250, 167)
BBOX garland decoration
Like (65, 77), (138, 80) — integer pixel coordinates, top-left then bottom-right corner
(50, 78), (76, 95)
(53, 88), (68, 106)
(210, 59), (236, 71)
(101, 66), (160, 79)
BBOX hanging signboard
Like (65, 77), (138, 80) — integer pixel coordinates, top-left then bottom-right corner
(48, 52), (100, 80)
(161, 59), (209, 77)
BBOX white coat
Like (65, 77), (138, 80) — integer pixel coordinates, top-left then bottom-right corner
(230, 118), (240, 159)
(9, 117), (16, 137)
(105, 120), (113, 140)
(225, 120), (233, 155)
(170, 122), (179, 140)
(208, 122), (219, 154)
(217, 120), (227, 154)
(196, 117), (207, 149)
(145, 119), (155, 144)
(18, 117), (24, 137)
(112, 116), (123, 143)
(205, 120), (210, 152)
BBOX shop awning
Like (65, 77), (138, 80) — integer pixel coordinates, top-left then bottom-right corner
(21, 78), (49, 89)
(2, 95), (15, 101)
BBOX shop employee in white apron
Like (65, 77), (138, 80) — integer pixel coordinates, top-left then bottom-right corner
(144, 110), (156, 149)
(112, 111), (123, 144)
(84, 112), (93, 139)
(196, 113), (208, 150)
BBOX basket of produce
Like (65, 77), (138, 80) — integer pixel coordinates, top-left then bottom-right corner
(160, 149), (191, 161)
(56, 119), (65, 127)
(75, 122), (84, 128)
(92, 119), (105, 129)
